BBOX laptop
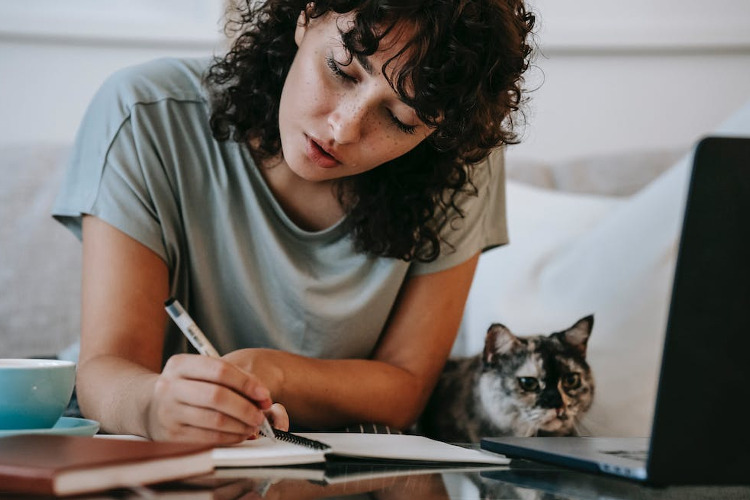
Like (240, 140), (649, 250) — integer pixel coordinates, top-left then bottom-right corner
(481, 136), (750, 485)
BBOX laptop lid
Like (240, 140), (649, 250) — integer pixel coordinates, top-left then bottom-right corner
(481, 136), (750, 485)
(646, 135), (750, 484)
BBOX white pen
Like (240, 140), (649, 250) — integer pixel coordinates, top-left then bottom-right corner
(164, 297), (277, 442)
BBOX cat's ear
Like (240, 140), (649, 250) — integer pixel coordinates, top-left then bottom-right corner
(484, 323), (521, 363)
(557, 315), (594, 357)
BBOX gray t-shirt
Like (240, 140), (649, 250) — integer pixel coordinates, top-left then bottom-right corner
(52, 57), (508, 363)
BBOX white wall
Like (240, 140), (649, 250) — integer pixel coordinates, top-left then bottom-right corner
(511, 51), (750, 163)
(0, 1), (226, 148)
(507, 0), (750, 163)
(1, 1), (749, 162)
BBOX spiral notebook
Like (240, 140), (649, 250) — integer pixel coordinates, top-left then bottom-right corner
(212, 430), (330, 467)
(100, 430), (509, 468)
(214, 429), (509, 468)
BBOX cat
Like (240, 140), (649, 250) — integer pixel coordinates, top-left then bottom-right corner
(418, 316), (595, 443)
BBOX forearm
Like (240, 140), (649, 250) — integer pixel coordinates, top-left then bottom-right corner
(76, 355), (159, 437)
(286, 359), (429, 430)
(227, 349), (434, 430)
(231, 256), (480, 431)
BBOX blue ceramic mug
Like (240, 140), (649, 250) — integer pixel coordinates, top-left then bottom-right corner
(0, 359), (76, 429)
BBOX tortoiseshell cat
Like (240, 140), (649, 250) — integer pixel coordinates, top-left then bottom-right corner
(418, 316), (595, 442)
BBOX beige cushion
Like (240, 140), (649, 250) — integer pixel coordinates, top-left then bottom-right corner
(0, 144), (81, 358)
(506, 148), (685, 196)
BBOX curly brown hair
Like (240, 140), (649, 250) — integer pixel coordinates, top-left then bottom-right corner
(205, 0), (535, 261)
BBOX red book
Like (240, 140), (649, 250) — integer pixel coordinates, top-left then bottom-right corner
(0, 434), (214, 496)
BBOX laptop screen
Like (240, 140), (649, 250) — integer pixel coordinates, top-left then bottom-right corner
(648, 136), (750, 484)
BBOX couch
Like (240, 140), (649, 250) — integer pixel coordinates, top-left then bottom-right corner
(2, 99), (748, 437)
(1, 144), (81, 359)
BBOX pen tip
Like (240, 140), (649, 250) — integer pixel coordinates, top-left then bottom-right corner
(164, 297), (175, 307)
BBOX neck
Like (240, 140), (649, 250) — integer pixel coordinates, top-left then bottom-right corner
(256, 154), (345, 232)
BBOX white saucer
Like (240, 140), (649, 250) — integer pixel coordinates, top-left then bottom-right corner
(0, 417), (100, 437)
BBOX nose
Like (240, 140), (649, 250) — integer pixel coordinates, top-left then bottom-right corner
(328, 100), (365, 144)
(538, 387), (563, 409)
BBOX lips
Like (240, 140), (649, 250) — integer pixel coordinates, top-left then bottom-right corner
(305, 135), (340, 169)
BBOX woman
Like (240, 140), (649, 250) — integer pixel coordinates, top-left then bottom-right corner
(53, 0), (535, 443)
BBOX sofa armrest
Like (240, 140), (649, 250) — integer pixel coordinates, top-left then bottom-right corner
(0, 143), (81, 358)
(507, 147), (685, 196)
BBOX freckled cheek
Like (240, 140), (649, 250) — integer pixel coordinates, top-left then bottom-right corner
(299, 86), (325, 115)
(294, 67), (331, 114)
(373, 131), (397, 151)
(306, 98), (325, 119)
(361, 134), (409, 164)
(372, 131), (418, 159)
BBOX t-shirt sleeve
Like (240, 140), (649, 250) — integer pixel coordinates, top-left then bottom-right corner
(409, 147), (508, 276)
(51, 63), (182, 265)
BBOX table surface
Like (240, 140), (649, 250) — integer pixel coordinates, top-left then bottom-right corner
(49, 458), (749, 500)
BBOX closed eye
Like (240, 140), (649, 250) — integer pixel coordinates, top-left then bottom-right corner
(326, 55), (418, 135)
(326, 55), (356, 83)
(388, 112), (417, 135)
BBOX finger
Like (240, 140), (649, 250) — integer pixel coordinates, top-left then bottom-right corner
(265, 403), (290, 432)
(149, 383), (255, 441)
(165, 354), (273, 408)
(175, 404), (255, 437)
(171, 378), (269, 429)
(157, 423), (249, 445)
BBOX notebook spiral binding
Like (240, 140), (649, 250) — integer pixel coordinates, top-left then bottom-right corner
(273, 429), (332, 451)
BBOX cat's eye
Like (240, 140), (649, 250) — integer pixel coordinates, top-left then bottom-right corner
(517, 377), (540, 392)
(562, 373), (581, 389)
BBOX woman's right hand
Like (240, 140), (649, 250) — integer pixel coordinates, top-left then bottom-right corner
(145, 353), (276, 444)
(78, 216), (287, 442)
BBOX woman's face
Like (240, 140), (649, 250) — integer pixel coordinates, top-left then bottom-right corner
(278, 12), (433, 183)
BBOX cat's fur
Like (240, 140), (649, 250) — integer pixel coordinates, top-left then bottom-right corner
(418, 316), (595, 442)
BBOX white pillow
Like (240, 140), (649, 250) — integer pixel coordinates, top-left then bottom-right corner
(456, 158), (691, 437)
(458, 98), (750, 437)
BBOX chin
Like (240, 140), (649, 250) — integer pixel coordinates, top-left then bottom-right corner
(537, 420), (575, 436)
(296, 163), (341, 183)
(282, 152), (328, 181)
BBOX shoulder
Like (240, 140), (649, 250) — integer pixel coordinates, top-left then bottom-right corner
(449, 147), (506, 216)
(470, 147), (506, 193)
(76, 57), (216, 159)
(411, 148), (508, 275)
(92, 57), (212, 114)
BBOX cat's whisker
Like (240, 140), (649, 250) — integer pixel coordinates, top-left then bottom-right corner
(573, 420), (593, 436)
(526, 418), (541, 437)
(576, 410), (611, 430)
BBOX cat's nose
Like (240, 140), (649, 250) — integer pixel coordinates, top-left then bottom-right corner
(538, 389), (563, 409)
